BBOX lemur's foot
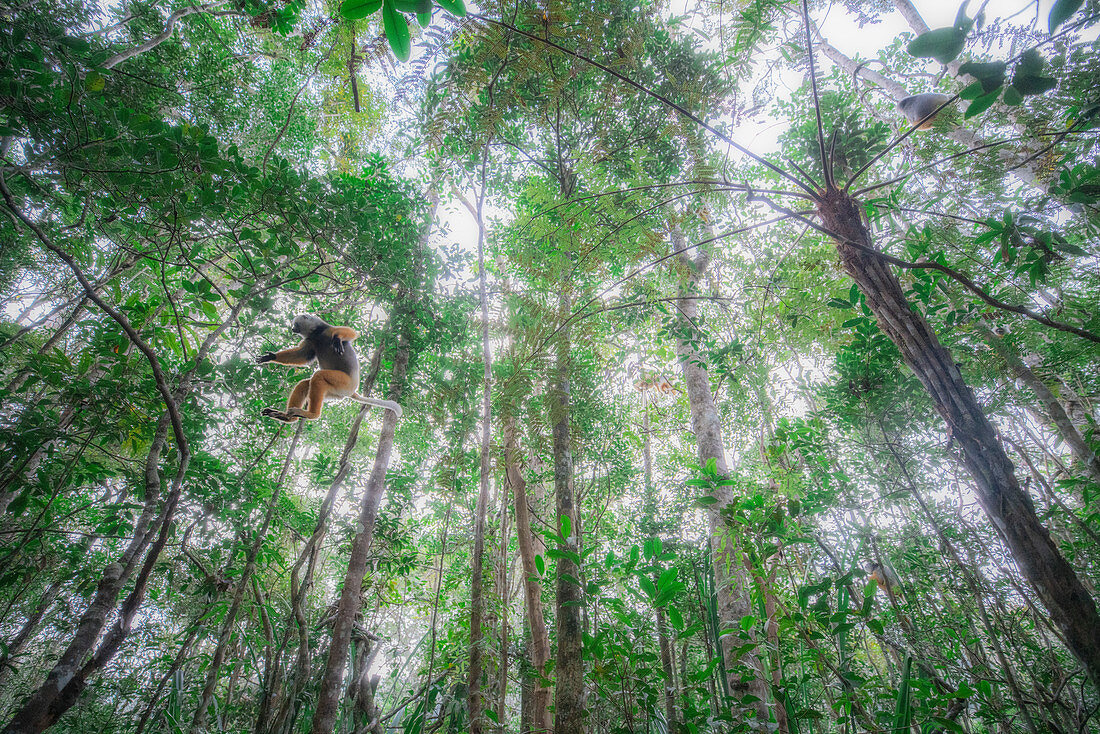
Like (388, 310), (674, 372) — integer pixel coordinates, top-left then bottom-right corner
(262, 407), (298, 423)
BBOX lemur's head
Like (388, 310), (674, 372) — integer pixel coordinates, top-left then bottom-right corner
(291, 314), (326, 335)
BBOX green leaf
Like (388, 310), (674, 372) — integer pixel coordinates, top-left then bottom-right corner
(1011, 75), (1056, 96)
(1049, 0), (1084, 32)
(1003, 85), (1023, 106)
(382, 0), (411, 62)
(668, 606), (684, 630)
(433, 0), (466, 17)
(391, 0), (418, 11)
(907, 27), (966, 64)
(827, 298), (852, 309)
(339, 0), (383, 19)
(534, 554), (545, 576)
(958, 60), (1005, 92)
(559, 513), (572, 539)
(658, 567), (678, 589)
(891, 656), (913, 734)
(639, 575), (657, 599)
(964, 88), (1000, 118)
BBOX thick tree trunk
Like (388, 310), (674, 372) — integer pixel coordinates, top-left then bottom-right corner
(671, 226), (771, 728)
(552, 290), (585, 734)
(504, 411), (552, 733)
(309, 338), (409, 734)
(2, 414), (171, 734)
(818, 188), (1100, 691)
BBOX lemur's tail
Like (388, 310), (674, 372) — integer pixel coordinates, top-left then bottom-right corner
(350, 393), (403, 418)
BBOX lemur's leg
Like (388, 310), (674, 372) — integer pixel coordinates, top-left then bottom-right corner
(263, 378), (313, 422)
(287, 370), (354, 420)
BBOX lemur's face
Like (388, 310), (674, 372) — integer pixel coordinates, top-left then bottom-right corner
(291, 314), (323, 335)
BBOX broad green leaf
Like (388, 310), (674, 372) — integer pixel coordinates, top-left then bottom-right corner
(1049, 0), (1084, 32)
(964, 88), (1000, 118)
(434, 0), (466, 17)
(339, 0), (383, 19)
(907, 27), (966, 64)
(382, 0), (411, 62)
(958, 60), (1006, 92)
(668, 606), (684, 630)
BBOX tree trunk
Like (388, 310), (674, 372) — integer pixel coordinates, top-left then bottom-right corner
(552, 289), (585, 734)
(468, 173), (493, 734)
(818, 187), (1100, 691)
(309, 337), (410, 734)
(981, 327), (1100, 486)
(504, 410), (552, 733)
(191, 423), (304, 732)
(671, 225), (771, 728)
(640, 391), (679, 732)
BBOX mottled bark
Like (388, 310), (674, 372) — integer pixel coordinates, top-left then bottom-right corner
(671, 226), (771, 727)
(191, 424), (303, 732)
(552, 289), (585, 734)
(819, 188), (1100, 691)
(982, 328), (1100, 486)
(504, 411), (552, 733)
(468, 188), (493, 734)
(309, 339), (409, 734)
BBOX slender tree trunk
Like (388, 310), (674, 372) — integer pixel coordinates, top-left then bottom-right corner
(496, 469), (511, 732)
(504, 411), (552, 732)
(818, 187), (1100, 691)
(552, 289), (585, 734)
(981, 327), (1100, 485)
(467, 162), (493, 734)
(191, 423), (304, 732)
(670, 225), (771, 728)
(309, 336), (409, 734)
(640, 391), (679, 732)
(0, 578), (63, 691)
(255, 346), (385, 734)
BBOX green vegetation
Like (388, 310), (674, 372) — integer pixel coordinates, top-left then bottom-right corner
(0, 0), (1098, 732)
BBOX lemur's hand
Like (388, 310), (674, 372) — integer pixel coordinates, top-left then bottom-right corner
(256, 352), (275, 364)
(332, 335), (344, 354)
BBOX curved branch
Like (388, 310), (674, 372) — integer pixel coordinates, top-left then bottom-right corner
(103, 3), (225, 70)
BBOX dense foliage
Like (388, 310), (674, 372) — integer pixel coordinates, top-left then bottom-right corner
(0, 0), (1098, 733)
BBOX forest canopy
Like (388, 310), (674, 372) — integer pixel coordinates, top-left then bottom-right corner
(0, 0), (1098, 733)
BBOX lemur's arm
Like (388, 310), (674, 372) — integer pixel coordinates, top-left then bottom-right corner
(327, 326), (358, 355)
(256, 340), (316, 365)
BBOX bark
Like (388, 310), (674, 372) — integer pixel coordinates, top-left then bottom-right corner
(309, 334), (410, 734)
(0, 578), (63, 691)
(982, 327), (1100, 486)
(504, 411), (552, 733)
(256, 347), (385, 734)
(349, 634), (383, 734)
(552, 289), (585, 734)
(818, 187), (1100, 692)
(641, 393), (679, 731)
(670, 225), (771, 728)
(467, 165), (493, 734)
(191, 424), (304, 732)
